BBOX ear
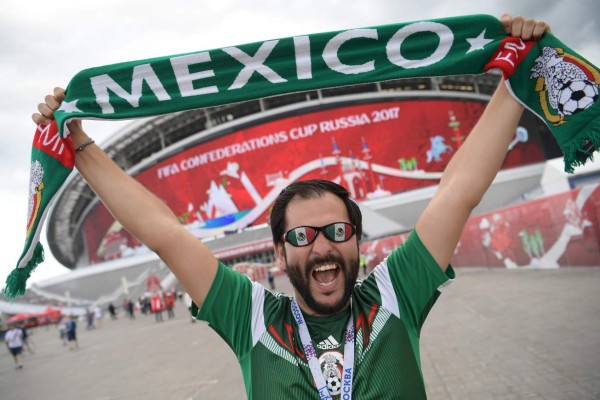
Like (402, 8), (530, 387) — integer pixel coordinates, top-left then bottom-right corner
(273, 242), (285, 262)
(274, 242), (286, 264)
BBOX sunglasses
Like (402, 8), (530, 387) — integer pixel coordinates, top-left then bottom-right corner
(282, 222), (356, 247)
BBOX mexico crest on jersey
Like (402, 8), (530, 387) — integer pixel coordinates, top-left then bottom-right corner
(26, 160), (45, 238)
(530, 46), (600, 126)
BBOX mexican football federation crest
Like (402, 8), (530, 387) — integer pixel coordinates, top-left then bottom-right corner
(319, 351), (344, 396)
(27, 160), (45, 238)
(531, 46), (600, 126)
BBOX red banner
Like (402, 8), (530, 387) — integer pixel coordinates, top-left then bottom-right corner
(82, 99), (547, 263)
(360, 184), (600, 269)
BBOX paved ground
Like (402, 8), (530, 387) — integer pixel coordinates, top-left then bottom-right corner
(2, 267), (599, 400)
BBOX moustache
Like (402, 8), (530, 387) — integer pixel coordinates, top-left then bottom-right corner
(305, 254), (346, 275)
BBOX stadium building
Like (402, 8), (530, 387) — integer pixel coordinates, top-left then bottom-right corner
(16, 71), (594, 308)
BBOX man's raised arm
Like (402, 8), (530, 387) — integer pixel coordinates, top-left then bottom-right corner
(415, 15), (551, 271)
(33, 87), (218, 309)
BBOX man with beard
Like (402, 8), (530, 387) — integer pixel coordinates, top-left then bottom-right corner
(33, 14), (550, 399)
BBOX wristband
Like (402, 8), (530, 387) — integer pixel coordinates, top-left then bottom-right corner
(75, 138), (95, 152)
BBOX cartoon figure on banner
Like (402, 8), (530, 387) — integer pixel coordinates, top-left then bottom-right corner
(480, 185), (598, 269)
(345, 152), (367, 200)
(196, 168), (257, 231)
(448, 111), (464, 147)
(507, 127), (529, 151)
(559, 196), (593, 239)
(178, 202), (204, 225)
(201, 180), (240, 220)
(479, 214), (518, 269)
(98, 222), (143, 261)
(426, 135), (452, 163)
(398, 157), (418, 171)
(531, 46), (600, 125)
(563, 197), (588, 228)
(525, 194), (594, 268)
(359, 236), (403, 270)
(220, 161), (263, 209)
(519, 229), (545, 259)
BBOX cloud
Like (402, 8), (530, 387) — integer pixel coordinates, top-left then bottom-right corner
(1, 0), (599, 286)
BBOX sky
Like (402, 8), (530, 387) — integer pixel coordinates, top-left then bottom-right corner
(0, 0), (599, 287)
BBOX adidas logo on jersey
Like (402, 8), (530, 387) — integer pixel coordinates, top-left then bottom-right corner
(316, 335), (341, 350)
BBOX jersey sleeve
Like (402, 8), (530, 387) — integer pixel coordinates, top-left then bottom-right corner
(380, 229), (455, 335)
(191, 262), (256, 357)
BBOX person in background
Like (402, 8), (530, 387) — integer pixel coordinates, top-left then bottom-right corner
(86, 308), (95, 330)
(124, 298), (136, 319)
(93, 304), (103, 328)
(65, 315), (78, 350)
(267, 269), (276, 290)
(164, 290), (176, 319)
(4, 323), (24, 369)
(18, 323), (34, 354)
(59, 316), (68, 346)
(151, 292), (165, 322)
(359, 254), (368, 276)
(107, 303), (117, 319)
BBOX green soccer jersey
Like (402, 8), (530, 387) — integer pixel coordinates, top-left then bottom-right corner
(193, 230), (454, 399)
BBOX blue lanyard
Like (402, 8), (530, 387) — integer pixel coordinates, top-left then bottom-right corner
(291, 299), (355, 400)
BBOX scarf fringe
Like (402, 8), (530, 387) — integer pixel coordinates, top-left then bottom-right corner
(3, 242), (44, 301)
(562, 116), (600, 173)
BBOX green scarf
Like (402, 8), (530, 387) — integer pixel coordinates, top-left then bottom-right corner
(5, 14), (599, 299)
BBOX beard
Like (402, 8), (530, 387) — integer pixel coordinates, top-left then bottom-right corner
(285, 251), (359, 316)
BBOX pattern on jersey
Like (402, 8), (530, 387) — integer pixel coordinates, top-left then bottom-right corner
(259, 327), (304, 367)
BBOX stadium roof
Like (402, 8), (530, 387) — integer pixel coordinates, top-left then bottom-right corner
(47, 74), (504, 269)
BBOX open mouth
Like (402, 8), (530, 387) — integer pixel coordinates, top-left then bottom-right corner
(311, 264), (341, 288)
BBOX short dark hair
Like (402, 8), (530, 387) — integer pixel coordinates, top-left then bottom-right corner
(270, 179), (362, 244)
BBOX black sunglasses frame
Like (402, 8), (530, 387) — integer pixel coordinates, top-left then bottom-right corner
(281, 222), (356, 247)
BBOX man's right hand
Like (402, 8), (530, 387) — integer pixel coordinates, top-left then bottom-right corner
(32, 87), (84, 139)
